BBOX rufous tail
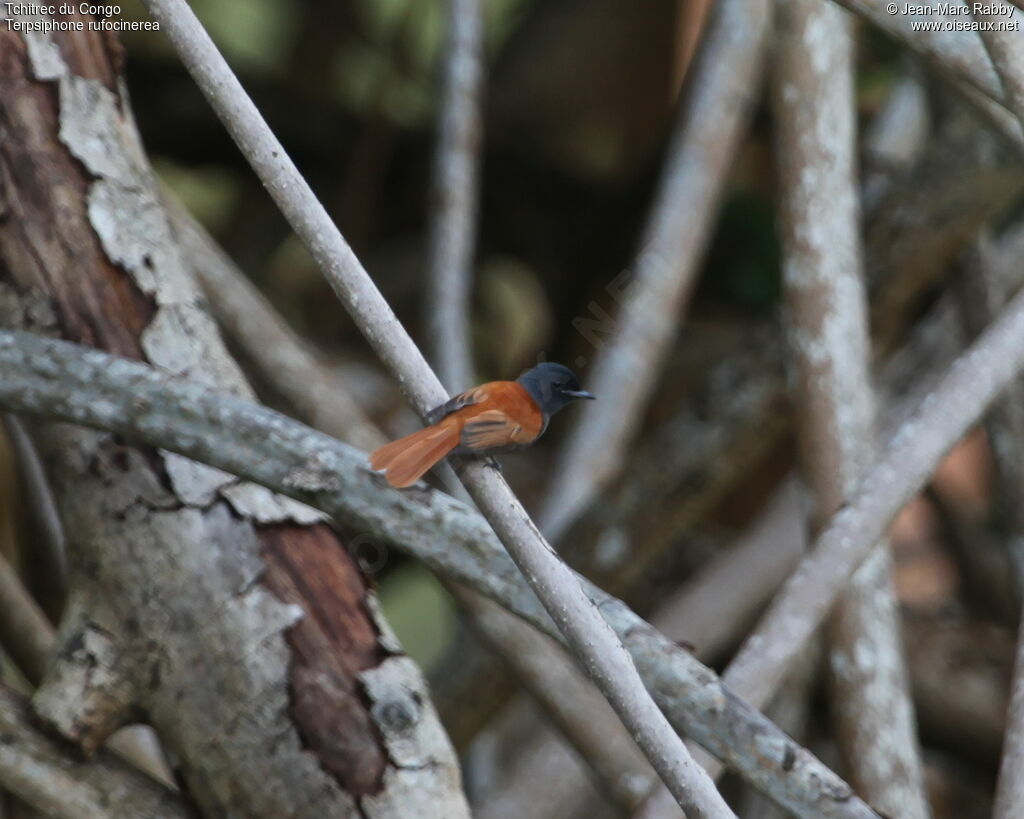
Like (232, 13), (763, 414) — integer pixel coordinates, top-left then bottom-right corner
(369, 424), (460, 488)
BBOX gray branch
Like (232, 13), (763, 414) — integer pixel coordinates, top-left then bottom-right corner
(0, 328), (879, 818)
(3, 415), (67, 599)
(772, 0), (928, 814)
(427, 0), (483, 392)
(139, 1), (730, 813)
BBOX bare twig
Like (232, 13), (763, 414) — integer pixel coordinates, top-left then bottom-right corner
(0, 552), (52, 686)
(0, 328), (882, 818)
(166, 197), (387, 453)
(427, 0), (483, 392)
(139, 2), (731, 813)
(538, 0), (772, 542)
(2, 416), (66, 601)
(721, 280), (1024, 725)
(0, 685), (186, 819)
(772, 1), (927, 814)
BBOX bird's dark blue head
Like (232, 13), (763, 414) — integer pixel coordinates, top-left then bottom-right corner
(517, 363), (595, 417)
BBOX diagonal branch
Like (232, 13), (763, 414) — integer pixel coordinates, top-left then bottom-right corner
(722, 275), (1024, 721)
(139, 1), (730, 814)
(426, 0), (483, 392)
(539, 0), (772, 542)
(3, 415), (67, 604)
(0, 328), (880, 819)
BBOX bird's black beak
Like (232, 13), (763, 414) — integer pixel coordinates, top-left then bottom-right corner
(564, 390), (596, 400)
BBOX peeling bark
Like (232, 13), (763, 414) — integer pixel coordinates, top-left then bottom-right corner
(0, 23), (466, 819)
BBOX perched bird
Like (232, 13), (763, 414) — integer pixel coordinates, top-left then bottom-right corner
(369, 362), (595, 488)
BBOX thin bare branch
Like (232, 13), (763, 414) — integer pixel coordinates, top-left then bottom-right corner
(538, 0), (772, 542)
(427, 0), (483, 392)
(2, 416), (66, 600)
(0, 685), (186, 819)
(0, 328), (881, 818)
(166, 197), (387, 453)
(772, 0), (927, 813)
(138, 2), (730, 813)
(722, 281), (1024, 725)
(0, 552), (52, 686)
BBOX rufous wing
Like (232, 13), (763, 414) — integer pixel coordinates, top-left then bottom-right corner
(460, 409), (533, 451)
(425, 386), (486, 424)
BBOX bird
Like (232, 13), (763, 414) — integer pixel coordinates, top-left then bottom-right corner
(369, 362), (595, 488)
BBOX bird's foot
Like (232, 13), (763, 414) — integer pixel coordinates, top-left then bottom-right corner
(483, 456), (503, 473)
